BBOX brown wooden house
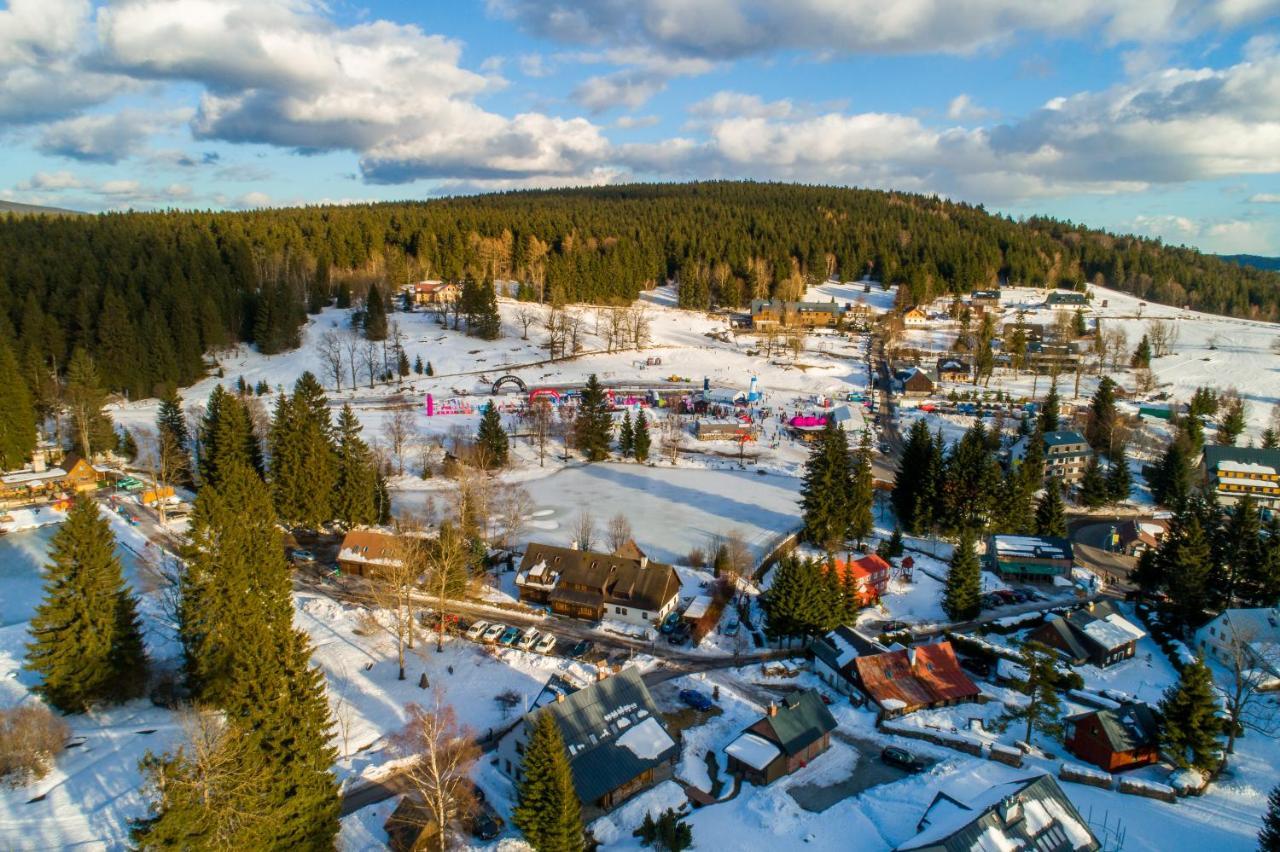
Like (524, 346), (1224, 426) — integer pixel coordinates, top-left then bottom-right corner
(516, 543), (681, 627)
(1064, 703), (1160, 772)
(337, 528), (403, 578)
(725, 690), (838, 786)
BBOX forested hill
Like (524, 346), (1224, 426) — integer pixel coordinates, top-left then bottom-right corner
(1, 181), (1277, 401)
(1221, 254), (1280, 272)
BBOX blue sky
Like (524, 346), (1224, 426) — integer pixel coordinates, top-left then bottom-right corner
(2, 0), (1279, 254)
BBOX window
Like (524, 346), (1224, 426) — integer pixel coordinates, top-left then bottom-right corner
(515, 742), (524, 755)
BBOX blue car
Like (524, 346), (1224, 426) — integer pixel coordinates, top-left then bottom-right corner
(660, 613), (681, 635)
(678, 689), (714, 712)
(498, 626), (521, 646)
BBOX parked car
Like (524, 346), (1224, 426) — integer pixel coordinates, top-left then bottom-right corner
(466, 621), (490, 641)
(880, 746), (927, 772)
(498, 626), (521, 646)
(678, 689), (714, 712)
(960, 655), (993, 677)
(660, 612), (681, 635)
(481, 623), (506, 643)
(667, 625), (690, 646)
(290, 548), (316, 562)
(723, 620), (740, 637)
(517, 628), (541, 651)
(983, 594), (1004, 608)
(569, 639), (594, 659)
(534, 633), (557, 655)
(879, 620), (911, 633)
(471, 800), (505, 841)
(995, 589), (1018, 603)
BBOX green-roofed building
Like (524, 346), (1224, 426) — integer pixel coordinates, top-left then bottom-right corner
(724, 689), (838, 786)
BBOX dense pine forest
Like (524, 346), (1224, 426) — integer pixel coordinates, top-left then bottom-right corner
(2, 181), (1277, 401)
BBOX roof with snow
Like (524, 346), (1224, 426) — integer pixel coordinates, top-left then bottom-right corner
(525, 667), (677, 805)
(812, 626), (886, 681)
(896, 774), (1099, 852)
(748, 690), (837, 757)
(990, 534), (1073, 562)
(725, 732), (782, 772)
(1202, 445), (1280, 477)
(1043, 429), (1088, 447)
(854, 641), (980, 713)
(1067, 703), (1159, 754)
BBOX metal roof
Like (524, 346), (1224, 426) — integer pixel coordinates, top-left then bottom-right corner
(1067, 703), (1159, 754)
(754, 690), (838, 756)
(1202, 445), (1280, 475)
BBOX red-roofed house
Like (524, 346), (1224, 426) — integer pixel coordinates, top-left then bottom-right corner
(852, 640), (981, 718)
(830, 554), (891, 607)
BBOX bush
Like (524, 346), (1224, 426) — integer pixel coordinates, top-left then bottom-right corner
(686, 547), (706, 569)
(0, 705), (69, 786)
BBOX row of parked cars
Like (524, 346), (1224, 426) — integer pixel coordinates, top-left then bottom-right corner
(982, 587), (1046, 610)
(462, 620), (599, 660)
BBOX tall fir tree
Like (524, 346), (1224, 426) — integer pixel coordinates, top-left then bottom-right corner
(1038, 381), (1060, 433)
(1078, 455), (1110, 508)
(1034, 477), (1067, 538)
(1005, 641), (1064, 744)
(474, 275), (503, 339)
(892, 418), (934, 534)
(1216, 393), (1248, 446)
(269, 372), (338, 527)
(198, 385), (264, 488)
(157, 389), (194, 487)
(572, 374), (613, 462)
(1240, 515), (1280, 608)
(943, 527), (982, 622)
(618, 410), (635, 458)
(334, 404), (380, 527)
(24, 497), (146, 712)
(476, 401), (510, 469)
(1162, 512), (1216, 627)
(1106, 444), (1132, 503)
(1259, 784), (1280, 851)
(413, 354), (424, 375)
(1085, 377), (1119, 454)
(1151, 433), (1195, 510)
(942, 420), (1000, 533)
(800, 419), (853, 553)
(1131, 334), (1153, 368)
(633, 410), (651, 462)
(363, 283), (388, 340)
(1158, 655), (1223, 772)
(0, 338), (37, 469)
(513, 713), (585, 852)
(847, 429), (875, 547)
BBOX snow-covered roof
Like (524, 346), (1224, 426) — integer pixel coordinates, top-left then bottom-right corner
(1217, 460), (1278, 476)
(683, 595), (714, 620)
(1, 466), (67, 486)
(725, 732), (781, 772)
(1079, 613), (1146, 651)
(990, 535), (1071, 561)
(616, 716), (676, 761)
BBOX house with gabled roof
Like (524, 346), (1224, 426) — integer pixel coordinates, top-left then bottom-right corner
(724, 689), (838, 786)
(1199, 445), (1280, 509)
(1065, 702), (1160, 772)
(852, 640), (981, 718)
(1195, 606), (1280, 675)
(1029, 601), (1146, 668)
(1045, 290), (1088, 307)
(497, 668), (679, 814)
(811, 625), (886, 697)
(517, 542), (681, 627)
(895, 774), (1099, 852)
(985, 534), (1074, 583)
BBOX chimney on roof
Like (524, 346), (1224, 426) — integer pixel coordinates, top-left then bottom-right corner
(908, 647), (917, 668)
(640, 555), (648, 569)
(596, 667), (608, 682)
(570, 539), (579, 551)
(556, 691), (565, 703)
(767, 702), (777, 718)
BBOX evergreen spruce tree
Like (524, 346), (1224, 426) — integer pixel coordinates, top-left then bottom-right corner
(334, 404), (380, 527)
(474, 275), (503, 339)
(1038, 382), (1060, 433)
(1158, 655), (1223, 772)
(943, 527), (982, 622)
(1004, 641), (1064, 744)
(25, 497), (146, 712)
(573, 374), (613, 462)
(633, 410), (651, 462)
(800, 419), (853, 553)
(0, 338), (37, 469)
(1262, 428), (1280, 450)
(1034, 477), (1068, 538)
(396, 348), (410, 377)
(892, 418), (933, 533)
(363, 283), (388, 340)
(942, 420), (1000, 533)
(1131, 334), (1153, 368)
(157, 389), (194, 487)
(997, 468), (1036, 536)
(1240, 515), (1280, 608)
(848, 429), (874, 547)
(1151, 434), (1195, 510)
(618, 410), (635, 458)
(1106, 444), (1132, 503)
(476, 401), (510, 469)
(513, 713), (585, 852)
(336, 281), (352, 309)
(198, 385), (264, 488)
(1216, 393), (1248, 446)
(1259, 784), (1280, 851)
(1078, 455), (1110, 508)
(426, 361), (434, 376)
(1163, 512), (1216, 627)
(413, 354), (424, 375)
(1222, 496), (1263, 607)
(269, 373), (337, 527)
(1085, 377), (1119, 454)
(886, 526), (904, 557)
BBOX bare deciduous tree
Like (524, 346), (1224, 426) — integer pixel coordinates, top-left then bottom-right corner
(573, 509), (596, 552)
(1215, 623), (1280, 764)
(721, 528), (753, 594)
(626, 306), (652, 350)
(362, 339), (381, 388)
(491, 486), (533, 551)
(366, 534), (425, 680)
(513, 304), (539, 340)
(383, 405), (415, 477)
(1103, 326), (1129, 370)
(563, 310), (585, 355)
(529, 397), (554, 467)
(543, 308), (566, 360)
(662, 414), (685, 464)
(318, 331), (345, 392)
(390, 696), (481, 852)
(1147, 318), (1179, 358)
(0, 704), (69, 785)
(607, 512), (633, 554)
(344, 332), (363, 391)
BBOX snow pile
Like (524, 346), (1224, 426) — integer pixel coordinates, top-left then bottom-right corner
(1060, 762), (1113, 783)
(617, 716), (677, 761)
(1170, 768), (1208, 794)
(588, 780), (687, 846)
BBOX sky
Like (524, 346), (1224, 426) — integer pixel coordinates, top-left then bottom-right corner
(2, 0), (1279, 255)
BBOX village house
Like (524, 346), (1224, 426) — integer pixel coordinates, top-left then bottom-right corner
(895, 366), (936, 398)
(1011, 430), (1093, 485)
(830, 554), (892, 607)
(1001, 320), (1046, 343)
(1199, 445), (1280, 509)
(1195, 607), (1280, 674)
(749, 299), (846, 329)
(935, 357), (971, 383)
(1044, 290), (1089, 307)
(1064, 702), (1160, 772)
(852, 641), (981, 718)
(409, 280), (461, 305)
(1029, 601), (1146, 668)
(497, 668), (678, 814)
(0, 453), (101, 509)
(812, 625), (886, 697)
(336, 528), (404, 578)
(1024, 341), (1083, 374)
(985, 535), (1074, 583)
(724, 690), (838, 786)
(695, 419), (760, 442)
(516, 542), (681, 627)
(903, 306), (930, 327)
(895, 774), (1100, 852)
(970, 290), (1002, 309)
(1105, 518), (1169, 557)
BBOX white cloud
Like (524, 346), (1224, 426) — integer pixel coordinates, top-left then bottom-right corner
(487, 0), (1280, 59)
(36, 110), (186, 163)
(689, 91), (793, 120)
(235, 191), (272, 208)
(947, 94), (994, 122)
(615, 114), (660, 129)
(17, 170), (86, 191)
(1127, 213), (1276, 254)
(572, 70), (669, 112)
(1248, 192), (1280, 203)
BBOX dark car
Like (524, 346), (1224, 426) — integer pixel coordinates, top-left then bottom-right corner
(660, 612), (681, 635)
(879, 620), (911, 633)
(569, 639), (595, 659)
(983, 594), (1004, 608)
(881, 746), (927, 772)
(471, 801), (504, 840)
(678, 689), (714, 712)
(667, 625), (691, 645)
(960, 655), (993, 677)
